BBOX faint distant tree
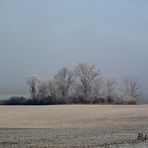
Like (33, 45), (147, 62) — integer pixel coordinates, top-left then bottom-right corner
(91, 78), (103, 100)
(105, 76), (118, 103)
(26, 75), (41, 99)
(36, 79), (48, 100)
(48, 80), (56, 98)
(54, 67), (75, 103)
(75, 63), (102, 103)
(47, 80), (57, 103)
(123, 77), (141, 98)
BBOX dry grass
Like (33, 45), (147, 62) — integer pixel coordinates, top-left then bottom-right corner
(0, 105), (148, 147)
(0, 105), (148, 128)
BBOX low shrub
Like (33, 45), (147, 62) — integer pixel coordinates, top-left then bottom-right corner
(0, 95), (137, 105)
(0, 96), (27, 105)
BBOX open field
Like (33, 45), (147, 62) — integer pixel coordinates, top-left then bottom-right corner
(0, 105), (148, 147)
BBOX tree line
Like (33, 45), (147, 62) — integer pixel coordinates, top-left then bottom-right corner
(25, 63), (141, 105)
(0, 62), (141, 105)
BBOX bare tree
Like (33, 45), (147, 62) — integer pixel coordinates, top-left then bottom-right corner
(123, 77), (141, 98)
(36, 79), (48, 99)
(48, 80), (57, 98)
(26, 75), (40, 99)
(105, 76), (118, 103)
(75, 63), (102, 103)
(54, 67), (74, 103)
(46, 80), (58, 104)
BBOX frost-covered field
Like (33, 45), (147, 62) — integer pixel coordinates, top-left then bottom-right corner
(0, 105), (148, 147)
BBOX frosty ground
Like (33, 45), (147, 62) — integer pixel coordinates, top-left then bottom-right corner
(0, 105), (148, 147)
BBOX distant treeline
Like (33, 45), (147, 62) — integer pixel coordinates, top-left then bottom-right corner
(0, 63), (141, 105)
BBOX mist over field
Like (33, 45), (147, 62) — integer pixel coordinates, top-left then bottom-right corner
(0, 0), (148, 101)
(1, 1), (148, 147)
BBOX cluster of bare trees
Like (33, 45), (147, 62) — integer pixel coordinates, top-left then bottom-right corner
(27, 63), (141, 105)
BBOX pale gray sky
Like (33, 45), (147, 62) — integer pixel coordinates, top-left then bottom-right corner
(0, 0), (148, 94)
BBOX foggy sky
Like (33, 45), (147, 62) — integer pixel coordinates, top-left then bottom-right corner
(0, 0), (148, 94)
